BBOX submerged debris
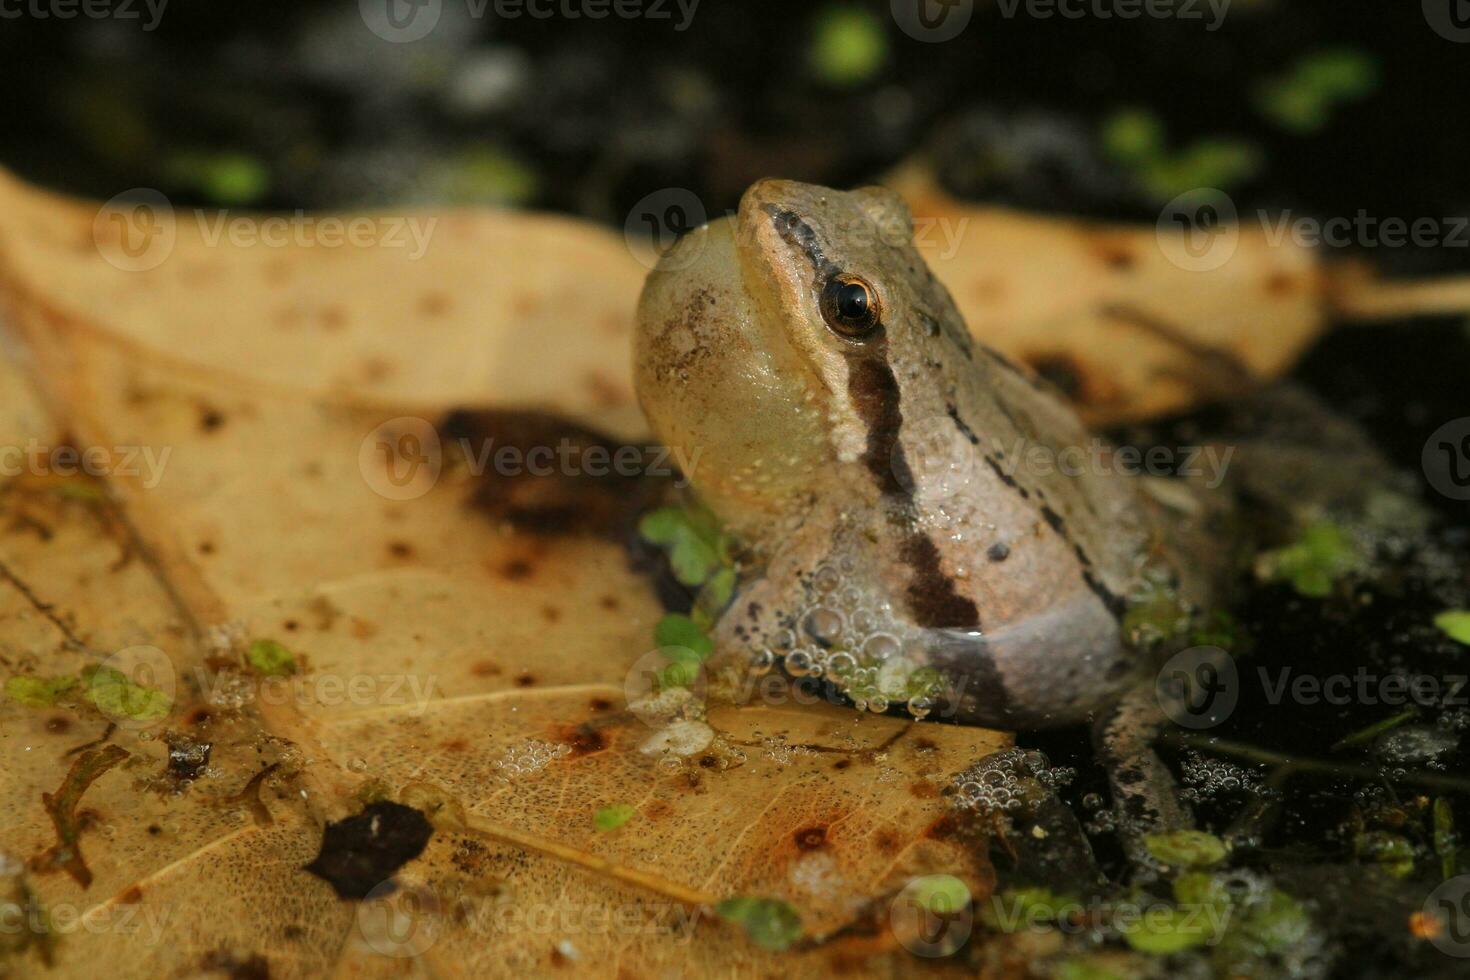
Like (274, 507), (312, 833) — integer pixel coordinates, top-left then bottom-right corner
(303, 801), (433, 900)
(31, 744), (130, 888)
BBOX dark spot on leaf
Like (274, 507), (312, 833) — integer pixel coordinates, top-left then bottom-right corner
(200, 950), (271, 980)
(1024, 353), (1085, 403)
(442, 738), (469, 752)
(588, 697), (613, 712)
(387, 540), (413, 559)
(199, 408), (226, 433)
(45, 717), (70, 734)
(541, 604), (561, 623)
(875, 830), (903, 855)
(924, 814), (959, 840)
(986, 542), (1010, 562)
(599, 595), (620, 611)
(501, 559), (534, 581)
(909, 780), (939, 799)
(794, 825), (828, 851)
(913, 737), (938, 752)
(147, 824), (162, 836)
(303, 801), (434, 900)
(555, 723), (608, 757)
(471, 661), (502, 677)
(833, 758), (852, 770)
(515, 673), (536, 687)
(119, 885), (143, 904)
(439, 410), (668, 539)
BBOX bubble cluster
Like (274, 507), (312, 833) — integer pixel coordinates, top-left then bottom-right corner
(492, 739), (570, 779)
(950, 748), (1073, 814)
(1179, 751), (1270, 803)
(750, 553), (949, 719)
(1373, 724), (1458, 767)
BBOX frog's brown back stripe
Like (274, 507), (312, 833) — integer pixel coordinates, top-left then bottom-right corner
(766, 205), (981, 630)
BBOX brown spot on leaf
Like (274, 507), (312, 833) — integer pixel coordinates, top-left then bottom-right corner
(541, 604), (561, 623)
(555, 723), (609, 757)
(386, 540), (413, 560)
(1090, 237), (1137, 271)
(442, 738), (469, 753)
(909, 780), (938, 799)
(418, 291), (451, 317)
(199, 407), (226, 433)
(1023, 352), (1086, 403)
(45, 717), (70, 734)
(501, 559), (534, 581)
(471, 661), (502, 677)
(794, 825), (828, 851)
(588, 697), (613, 712)
(439, 410), (667, 538)
(514, 673), (536, 688)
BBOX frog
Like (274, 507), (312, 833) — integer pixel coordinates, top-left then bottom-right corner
(635, 179), (1226, 727)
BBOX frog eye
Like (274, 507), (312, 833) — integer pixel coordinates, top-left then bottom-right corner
(819, 273), (882, 339)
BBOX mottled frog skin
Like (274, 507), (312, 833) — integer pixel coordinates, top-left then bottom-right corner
(634, 180), (1213, 728)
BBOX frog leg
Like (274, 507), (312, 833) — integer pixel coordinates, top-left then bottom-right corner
(1093, 680), (1193, 869)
